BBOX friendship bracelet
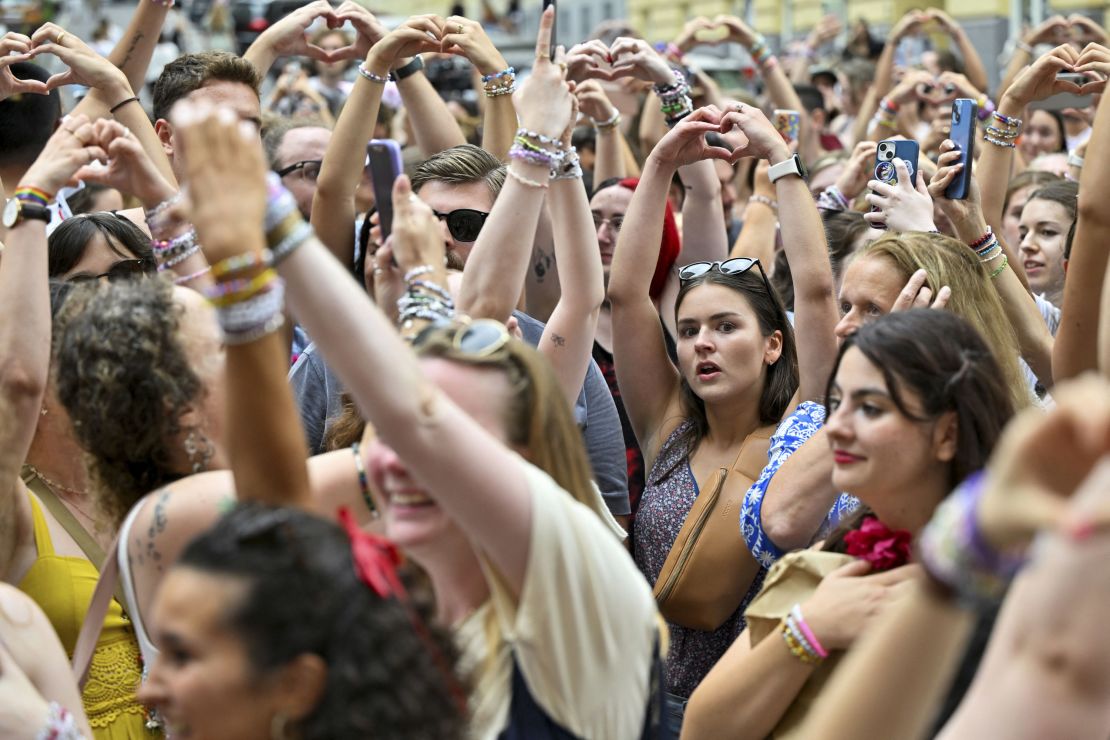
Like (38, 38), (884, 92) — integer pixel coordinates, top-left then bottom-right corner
(174, 265), (211, 285)
(221, 312), (286, 345)
(36, 702), (83, 740)
(351, 443), (379, 519)
(216, 279), (284, 331)
(593, 109), (621, 130)
(485, 82), (516, 98)
(357, 64), (390, 84)
(409, 279), (453, 302)
(968, 227), (993, 251)
(984, 135), (1016, 149)
(509, 143), (561, 169)
(506, 166), (549, 189)
(1016, 40), (1034, 54)
(748, 194), (778, 212)
(14, 186), (51, 206)
(879, 97), (899, 114)
(989, 254), (1009, 279)
(210, 250), (268, 280)
(780, 620), (822, 665)
(992, 110), (1022, 128)
(205, 268), (279, 306)
(553, 148), (583, 181)
(791, 605), (829, 659)
(159, 242), (201, 270)
(403, 265), (435, 283)
(516, 128), (565, 149)
(109, 96), (140, 115)
(268, 219), (313, 266)
(481, 65), (516, 83)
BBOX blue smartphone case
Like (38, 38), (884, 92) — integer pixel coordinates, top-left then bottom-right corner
(945, 99), (978, 200)
(874, 140), (920, 185)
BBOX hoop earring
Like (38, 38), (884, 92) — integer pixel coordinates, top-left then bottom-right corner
(183, 429), (213, 474)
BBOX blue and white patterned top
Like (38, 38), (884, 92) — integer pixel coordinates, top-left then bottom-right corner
(740, 401), (860, 568)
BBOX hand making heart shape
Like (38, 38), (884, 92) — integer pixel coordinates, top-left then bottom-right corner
(649, 104), (791, 172)
(564, 37), (675, 88)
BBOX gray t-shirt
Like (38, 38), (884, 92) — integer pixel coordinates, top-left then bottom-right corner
(288, 311), (631, 516)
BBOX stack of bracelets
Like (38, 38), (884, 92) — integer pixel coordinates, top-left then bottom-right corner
(917, 470), (1026, 607)
(749, 34), (777, 69)
(872, 97), (899, 131)
(145, 192), (207, 280)
(968, 226), (1009, 279)
(985, 110), (1021, 149)
(779, 604), (828, 665)
(507, 128), (582, 187)
(398, 264), (456, 331)
(653, 67), (693, 127)
(482, 66), (516, 97)
(198, 174), (314, 346)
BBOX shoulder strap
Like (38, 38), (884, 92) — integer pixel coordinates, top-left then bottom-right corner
(72, 529), (121, 690)
(21, 466), (105, 568)
(731, 424), (777, 482)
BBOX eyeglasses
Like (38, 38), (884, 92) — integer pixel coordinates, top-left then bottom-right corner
(432, 209), (489, 243)
(413, 318), (511, 358)
(67, 258), (156, 283)
(276, 159), (323, 181)
(591, 214), (624, 234)
(678, 257), (773, 297)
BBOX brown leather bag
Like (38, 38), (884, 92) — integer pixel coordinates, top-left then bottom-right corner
(652, 425), (775, 631)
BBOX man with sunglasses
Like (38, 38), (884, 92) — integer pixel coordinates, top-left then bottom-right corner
(409, 144), (499, 265)
(264, 118), (332, 219)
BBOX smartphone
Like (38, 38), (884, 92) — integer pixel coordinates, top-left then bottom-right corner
(773, 109), (801, 144)
(1056, 72), (1088, 86)
(871, 139), (920, 230)
(945, 98), (977, 200)
(542, 0), (557, 61)
(365, 139), (404, 241)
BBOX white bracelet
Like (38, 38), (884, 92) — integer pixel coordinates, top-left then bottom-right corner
(1067, 152), (1085, 169)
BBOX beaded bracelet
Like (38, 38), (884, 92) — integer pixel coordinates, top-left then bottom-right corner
(749, 194), (778, 211)
(553, 148), (583, 181)
(217, 279), (284, 330)
(222, 312), (286, 345)
(206, 268), (279, 307)
(984, 135), (1016, 149)
(357, 64), (390, 84)
(351, 442), (379, 518)
(917, 470), (1025, 606)
(509, 143), (561, 169)
(211, 250), (268, 280)
(160, 242), (201, 270)
(403, 265), (435, 283)
(36, 702), (83, 740)
(879, 97), (899, 115)
(593, 109), (621, 130)
(516, 128), (566, 149)
(144, 192), (182, 225)
(984, 126), (1019, 140)
(174, 265), (211, 285)
(482, 66), (515, 83)
(968, 227), (993, 251)
(269, 219), (313, 266)
(991, 110), (1022, 128)
(989, 254), (1009, 279)
(790, 605), (829, 659)
(780, 620), (822, 665)
(410, 279), (453, 302)
(506, 166), (549, 189)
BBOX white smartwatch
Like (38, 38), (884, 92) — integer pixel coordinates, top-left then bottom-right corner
(767, 154), (808, 184)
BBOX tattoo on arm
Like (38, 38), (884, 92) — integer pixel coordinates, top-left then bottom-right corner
(144, 488), (170, 573)
(121, 32), (144, 68)
(550, 333), (566, 347)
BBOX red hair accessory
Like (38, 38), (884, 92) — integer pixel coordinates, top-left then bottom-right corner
(617, 178), (681, 301)
(844, 516), (913, 572)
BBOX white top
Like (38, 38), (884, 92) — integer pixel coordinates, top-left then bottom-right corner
(457, 460), (659, 739)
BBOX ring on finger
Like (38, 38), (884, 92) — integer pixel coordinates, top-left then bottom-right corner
(455, 23), (464, 34)
(55, 31), (67, 45)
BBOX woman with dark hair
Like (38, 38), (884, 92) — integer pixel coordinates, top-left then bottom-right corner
(137, 504), (466, 739)
(684, 309), (1016, 738)
(47, 211), (154, 280)
(606, 102), (839, 704)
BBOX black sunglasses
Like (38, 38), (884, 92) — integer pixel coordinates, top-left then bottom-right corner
(276, 159), (323, 180)
(678, 257), (774, 296)
(433, 208), (489, 243)
(67, 258), (156, 283)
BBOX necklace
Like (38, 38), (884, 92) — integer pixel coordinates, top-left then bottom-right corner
(25, 464), (97, 521)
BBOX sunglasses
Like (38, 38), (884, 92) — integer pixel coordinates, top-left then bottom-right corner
(678, 257), (773, 296)
(276, 159), (323, 181)
(414, 318), (511, 357)
(67, 258), (156, 283)
(433, 209), (489, 243)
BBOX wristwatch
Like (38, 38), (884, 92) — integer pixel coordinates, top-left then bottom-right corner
(392, 55), (425, 81)
(767, 154), (808, 184)
(2, 198), (50, 228)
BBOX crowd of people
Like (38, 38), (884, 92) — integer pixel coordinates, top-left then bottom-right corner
(1, 1), (1110, 737)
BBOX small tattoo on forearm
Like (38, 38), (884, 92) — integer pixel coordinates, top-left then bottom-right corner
(121, 32), (143, 67)
(551, 333), (566, 347)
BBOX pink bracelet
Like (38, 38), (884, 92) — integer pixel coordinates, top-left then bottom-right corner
(791, 604), (829, 659)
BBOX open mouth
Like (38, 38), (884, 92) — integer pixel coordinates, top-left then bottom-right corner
(1023, 260), (1043, 274)
(696, 361), (721, 380)
(388, 491), (436, 508)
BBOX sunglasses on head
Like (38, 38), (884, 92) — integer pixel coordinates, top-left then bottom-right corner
(433, 209), (489, 243)
(678, 257), (773, 296)
(414, 318), (511, 357)
(67, 258), (156, 284)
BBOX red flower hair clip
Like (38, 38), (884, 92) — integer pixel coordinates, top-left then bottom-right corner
(844, 516), (913, 572)
(339, 507), (406, 599)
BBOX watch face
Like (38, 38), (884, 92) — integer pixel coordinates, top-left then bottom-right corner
(2, 198), (18, 228)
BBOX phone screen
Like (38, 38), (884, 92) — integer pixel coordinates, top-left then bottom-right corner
(366, 140), (403, 241)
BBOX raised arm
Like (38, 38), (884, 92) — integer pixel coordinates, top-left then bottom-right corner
(440, 16), (515, 160)
(575, 80), (626, 184)
(310, 15), (440, 267)
(606, 109), (732, 464)
(1058, 44), (1110, 379)
(0, 118), (105, 584)
(542, 125), (605, 406)
(927, 9), (988, 94)
(929, 146), (1055, 388)
(722, 104), (839, 401)
(175, 103), (312, 509)
(851, 10), (926, 147)
(457, 15), (572, 324)
(243, 0), (342, 79)
(996, 17), (1068, 100)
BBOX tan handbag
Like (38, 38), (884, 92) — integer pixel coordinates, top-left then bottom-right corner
(652, 425), (776, 632)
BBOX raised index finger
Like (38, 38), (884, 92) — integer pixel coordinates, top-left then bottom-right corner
(534, 5), (554, 63)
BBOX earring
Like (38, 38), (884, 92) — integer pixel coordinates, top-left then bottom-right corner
(270, 713), (291, 740)
(183, 429), (214, 474)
